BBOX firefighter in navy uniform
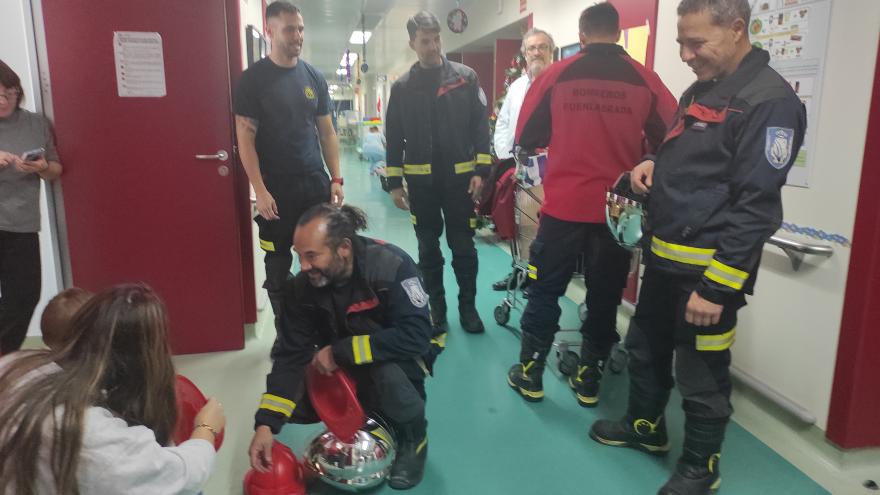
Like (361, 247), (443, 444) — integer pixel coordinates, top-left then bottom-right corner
(589, 1), (806, 494)
(247, 204), (443, 490)
(385, 11), (492, 334)
(507, 3), (677, 407)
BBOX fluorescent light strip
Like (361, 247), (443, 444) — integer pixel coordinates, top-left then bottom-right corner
(350, 31), (372, 44)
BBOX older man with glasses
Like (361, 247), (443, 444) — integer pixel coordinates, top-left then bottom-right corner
(490, 28), (556, 294)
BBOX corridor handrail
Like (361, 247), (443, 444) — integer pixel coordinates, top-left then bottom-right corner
(767, 235), (834, 271)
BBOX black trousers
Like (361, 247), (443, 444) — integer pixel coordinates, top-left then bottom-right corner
(290, 361), (427, 426)
(0, 231), (41, 354)
(625, 265), (744, 422)
(519, 215), (631, 362)
(408, 173), (478, 307)
(255, 170), (330, 313)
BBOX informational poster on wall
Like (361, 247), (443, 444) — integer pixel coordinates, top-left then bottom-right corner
(113, 31), (167, 98)
(608, 0), (660, 70)
(750, 0), (832, 187)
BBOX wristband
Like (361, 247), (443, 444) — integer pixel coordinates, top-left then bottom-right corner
(194, 423), (217, 438)
(331, 177), (344, 185)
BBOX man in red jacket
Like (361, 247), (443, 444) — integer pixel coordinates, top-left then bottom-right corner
(507, 2), (677, 407)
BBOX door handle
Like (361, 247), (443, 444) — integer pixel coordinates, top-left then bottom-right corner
(195, 150), (229, 161)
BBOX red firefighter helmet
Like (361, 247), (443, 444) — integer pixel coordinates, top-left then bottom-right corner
(172, 374), (224, 450)
(243, 441), (306, 495)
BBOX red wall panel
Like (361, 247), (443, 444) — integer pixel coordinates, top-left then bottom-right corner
(461, 52), (495, 106)
(827, 39), (880, 449)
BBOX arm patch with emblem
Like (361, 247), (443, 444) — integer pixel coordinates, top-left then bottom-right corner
(401, 277), (429, 308)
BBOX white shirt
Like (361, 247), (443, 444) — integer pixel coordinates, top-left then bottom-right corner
(493, 74), (532, 160)
(1, 356), (216, 495)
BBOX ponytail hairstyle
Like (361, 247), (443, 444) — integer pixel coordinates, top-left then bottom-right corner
(297, 203), (368, 249)
(0, 283), (177, 495)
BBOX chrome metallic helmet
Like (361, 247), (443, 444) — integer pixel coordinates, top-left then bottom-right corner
(606, 172), (647, 249)
(303, 416), (396, 492)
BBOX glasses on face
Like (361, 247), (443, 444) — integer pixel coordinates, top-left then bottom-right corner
(0, 90), (20, 103)
(525, 43), (551, 53)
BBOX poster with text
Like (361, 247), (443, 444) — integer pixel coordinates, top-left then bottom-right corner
(751, 0), (832, 187)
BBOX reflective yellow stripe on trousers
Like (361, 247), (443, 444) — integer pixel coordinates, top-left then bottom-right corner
(696, 327), (736, 351)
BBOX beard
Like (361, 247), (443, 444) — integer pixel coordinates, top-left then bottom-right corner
(306, 254), (346, 288)
(527, 59), (547, 79)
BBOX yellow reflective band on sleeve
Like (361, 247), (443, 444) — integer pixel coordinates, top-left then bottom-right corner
(386, 166), (404, 177)
(469, 217), (477, 229)
(696, 327), (736, 351)
(430, 332), (447, 348)
(454, 160), (476, 174)
(650, 236), (715, 266)
(704, 259), (749, 290)
(352, 335), (374, 364)
(259, 393), (296, 417)
(404, 164), (432, 175)
(476, 153), (492, 165)
(527, 264), (538, 280)
(410, 214), (417, 225)
(259, 239), (276, 252)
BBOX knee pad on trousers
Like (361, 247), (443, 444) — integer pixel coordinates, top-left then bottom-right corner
(368, 363), (426, 424)
(675, 346), (733, 419)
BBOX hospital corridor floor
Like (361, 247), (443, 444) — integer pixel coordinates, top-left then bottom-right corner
(173, 149), (828, 495)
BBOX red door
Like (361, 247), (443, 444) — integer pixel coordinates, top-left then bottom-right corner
(41, 0), (249, 354)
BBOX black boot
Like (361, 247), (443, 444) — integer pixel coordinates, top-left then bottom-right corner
(388, 417), (428, 490)
(421, 266), (447, 331)
(507, 339), (547, 402)
(455, 270), (484, 334)
(459, 303), (485, 334)
(492, 271), (518, 291)
(658, 416), (727, 494)
(507, 360), (544, 402)
(658, 457), (721, 495)
(568, 347), (608, 407)
(430, 299), (447, 331)
(589, 414), (670, 456)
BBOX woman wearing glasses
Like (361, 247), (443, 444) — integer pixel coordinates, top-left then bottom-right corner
(0, 59), (63, 355)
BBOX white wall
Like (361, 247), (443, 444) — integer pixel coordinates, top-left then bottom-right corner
(0, 0), (63, 340)
(368, 0), (879, 431)
(240, 0), (265, 67)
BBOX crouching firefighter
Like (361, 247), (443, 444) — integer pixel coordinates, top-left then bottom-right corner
(247, 204), (444, 490)
(589, 1), (807, 494)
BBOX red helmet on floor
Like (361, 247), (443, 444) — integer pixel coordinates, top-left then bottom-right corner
(243, 441), (306, 495)
(172, 374), (224, 450)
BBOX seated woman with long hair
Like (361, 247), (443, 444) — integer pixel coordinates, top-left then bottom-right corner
(0, 283), (225, 495)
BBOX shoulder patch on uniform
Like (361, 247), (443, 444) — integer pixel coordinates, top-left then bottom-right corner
(304, 86), (316, 100)
(765, 127), (794, 169)
(478, 87), (487, 107)
(401, 277), (429, 308)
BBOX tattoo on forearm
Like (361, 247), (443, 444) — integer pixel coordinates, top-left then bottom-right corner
(237, 116), (259, 135)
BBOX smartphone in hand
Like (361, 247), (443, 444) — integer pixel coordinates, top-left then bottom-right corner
(21, 148), (46, 162)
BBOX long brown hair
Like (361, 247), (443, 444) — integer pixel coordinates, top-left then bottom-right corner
(0, 283), (178, 495)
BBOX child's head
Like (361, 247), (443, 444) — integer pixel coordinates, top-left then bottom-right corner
(41, 287), (93, 350)
(369, 126), (379, 133)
